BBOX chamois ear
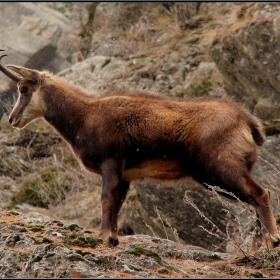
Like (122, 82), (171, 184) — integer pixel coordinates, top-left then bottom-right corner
(6, 65), (41, 83)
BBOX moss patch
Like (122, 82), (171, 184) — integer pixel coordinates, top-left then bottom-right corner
(128, 246), (161, 263)
(157, 268), (170, 275)
(26, 224), (45, 232)
(7, 211), (19, 216)
(127, 188), (137, 201)
(63, 231), (102, 248)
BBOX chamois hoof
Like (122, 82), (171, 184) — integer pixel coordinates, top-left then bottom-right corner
(102, 234), (119, 247)
(108, 235), (119, 247)
(271, 236), (280, 248)
(250, 234), (280, 252)
(262, 234), (280, 249)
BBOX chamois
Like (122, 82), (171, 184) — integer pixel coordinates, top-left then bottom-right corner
(0, 51), (279, 248)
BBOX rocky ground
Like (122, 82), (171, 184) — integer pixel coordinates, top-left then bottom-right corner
(1, 208), (280, 278)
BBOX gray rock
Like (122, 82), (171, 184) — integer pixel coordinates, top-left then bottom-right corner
(0, 210), (231, 278)
(210, 5), (280, 120)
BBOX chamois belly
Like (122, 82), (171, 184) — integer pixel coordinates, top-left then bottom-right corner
(123, 159), (184, 181)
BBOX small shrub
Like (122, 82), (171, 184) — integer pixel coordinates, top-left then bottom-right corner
(183, 80), (212, 97)
(10, 167), (73, 208)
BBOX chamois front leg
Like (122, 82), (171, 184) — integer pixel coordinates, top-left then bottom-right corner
(100, 158), (127, 247)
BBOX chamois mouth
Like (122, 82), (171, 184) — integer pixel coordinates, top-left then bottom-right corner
(10, 117), (21, 128)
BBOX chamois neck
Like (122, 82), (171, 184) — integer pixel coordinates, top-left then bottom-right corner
(43, 76), (94, 144)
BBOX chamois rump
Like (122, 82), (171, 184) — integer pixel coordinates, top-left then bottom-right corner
(0, 51), (279, 248)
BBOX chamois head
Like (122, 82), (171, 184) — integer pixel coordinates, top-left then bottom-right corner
(0, 51), (45, 129)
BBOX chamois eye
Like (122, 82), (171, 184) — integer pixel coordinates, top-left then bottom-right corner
(20, 86), (28, 94)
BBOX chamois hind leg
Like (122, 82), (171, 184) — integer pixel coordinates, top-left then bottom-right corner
(201, 137), (279, 248)
(244, 175), (279, 248)
(213, 169), (280, 248)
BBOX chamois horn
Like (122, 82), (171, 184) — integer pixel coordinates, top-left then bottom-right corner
(0, 50), (21, 82)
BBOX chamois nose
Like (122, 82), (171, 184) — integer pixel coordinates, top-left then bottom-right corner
(9, 117), (13, 124)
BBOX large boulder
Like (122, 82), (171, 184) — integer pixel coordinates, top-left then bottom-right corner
(120, 178), (229, 251)
(0, 2), (90, 117)
(0, 3), (71, 86)
(210, 3), (280, 120)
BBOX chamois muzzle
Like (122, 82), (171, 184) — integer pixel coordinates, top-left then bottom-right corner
(0, 50), (21, 82)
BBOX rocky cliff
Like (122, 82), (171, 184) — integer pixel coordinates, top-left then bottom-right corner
(1, 2), (280, 277)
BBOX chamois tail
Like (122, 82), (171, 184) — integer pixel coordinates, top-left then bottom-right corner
(249, 117), (266, 146)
